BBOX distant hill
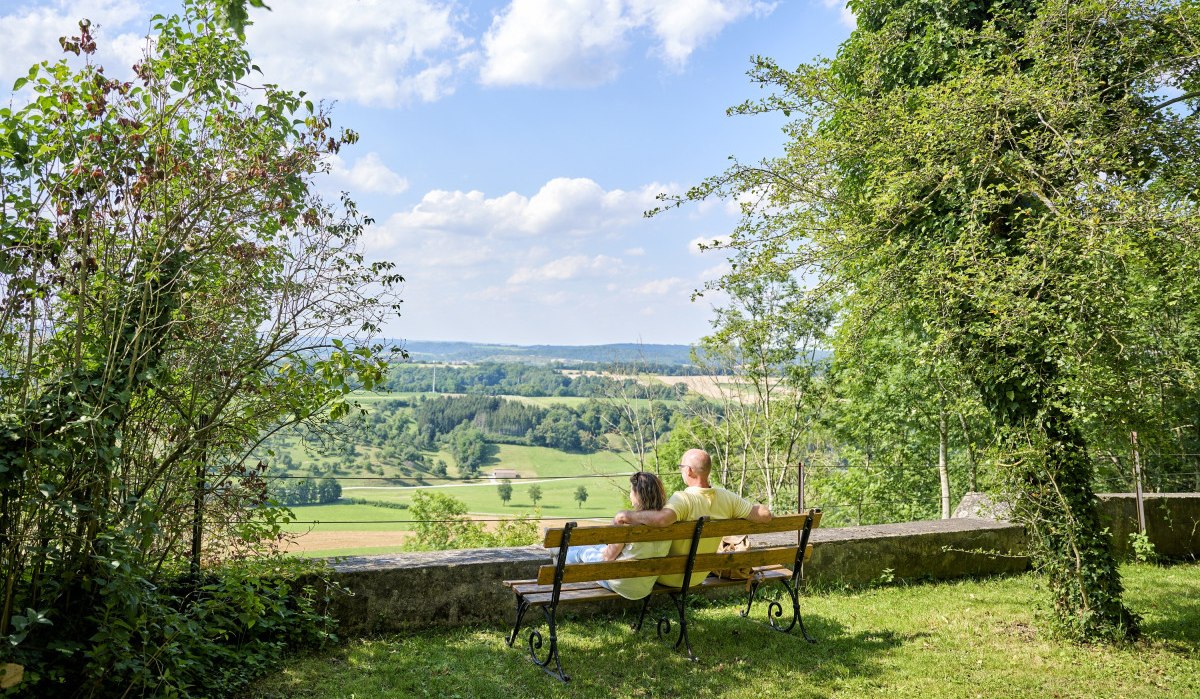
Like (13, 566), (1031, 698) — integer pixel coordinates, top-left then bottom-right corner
(388, 340), (694, 365)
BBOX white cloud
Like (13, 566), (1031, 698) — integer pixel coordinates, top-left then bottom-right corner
(326, 153), (409, 195)
(821, 0), (856, 29)
(377, 177), (663, 243)
(628, 0), (775, 67)
(480, 0), (628, 87)
(244, 0), (473, 108)
(363, 225), (495, 273)
(633, 277), (683, 295)
(0, 1), (148, 89)
(688, 234), (731, 254)
(625, 246), (645, 256)
(480, 0), (773, 87)
(508, 254), (622, 284)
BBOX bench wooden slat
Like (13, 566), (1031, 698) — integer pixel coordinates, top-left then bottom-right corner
(541, 511), (822, 548)
(535, 545), (808, 585)
(503, 580), (604, 595)
(510, 565), (796, 607)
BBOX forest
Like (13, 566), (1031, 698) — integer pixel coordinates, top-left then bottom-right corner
(383, 360), (690, 397)
(265, 348), (1199, 531)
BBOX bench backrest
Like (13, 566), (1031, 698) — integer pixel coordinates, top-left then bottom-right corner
(535, 510), (822, 586)
(541, 511), (823, 547)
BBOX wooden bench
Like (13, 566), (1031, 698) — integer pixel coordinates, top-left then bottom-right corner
(502, 509), (822, 681)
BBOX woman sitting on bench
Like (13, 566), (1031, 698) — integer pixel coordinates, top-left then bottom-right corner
(563, 471), (671, 599)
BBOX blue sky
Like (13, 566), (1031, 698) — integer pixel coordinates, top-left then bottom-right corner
(1, 0), (854, 345)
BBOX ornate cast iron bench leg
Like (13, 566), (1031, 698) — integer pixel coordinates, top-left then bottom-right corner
(667, 591), (698, 661)
(662, 515), (707, 662)
(506, 594), (530, 647)
(740, 576), (762, 619)
(526, 606), (569, 682)
(632, 594), (653, 631)
(741, 509), (819, 642)
(517, 520), (573, 681)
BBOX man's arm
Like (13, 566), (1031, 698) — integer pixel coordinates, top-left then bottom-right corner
(613, 508), (678, 527)
(746, 504), (772, 523)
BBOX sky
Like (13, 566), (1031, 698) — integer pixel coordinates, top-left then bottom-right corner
(0, 0), (855, 346)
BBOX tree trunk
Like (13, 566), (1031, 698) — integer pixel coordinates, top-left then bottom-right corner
(938, 407), (951, 519)
(957, 411), (978, 492)
(980, 350), (1138, 640)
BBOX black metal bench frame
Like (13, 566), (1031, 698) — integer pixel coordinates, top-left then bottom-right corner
(503, 509), (821, 682)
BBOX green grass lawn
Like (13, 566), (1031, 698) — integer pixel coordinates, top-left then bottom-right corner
(485, 443), (636, 478)
(280, 504), (415, 532)
(244, 563), (1200, 698)
(354, 477), (629, 514)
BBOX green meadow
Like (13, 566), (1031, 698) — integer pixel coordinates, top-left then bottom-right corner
(282, 504), (416, 532)
(245, 563), (1200, 699)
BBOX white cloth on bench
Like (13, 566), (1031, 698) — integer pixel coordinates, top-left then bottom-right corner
(564, 540), (670, 599)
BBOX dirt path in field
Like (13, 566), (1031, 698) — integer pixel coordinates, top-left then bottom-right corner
(281, 530), (412, 553)
(282, 514), (610, 553)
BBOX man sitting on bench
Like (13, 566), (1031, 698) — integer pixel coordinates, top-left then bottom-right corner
(614, 448), (772, 586)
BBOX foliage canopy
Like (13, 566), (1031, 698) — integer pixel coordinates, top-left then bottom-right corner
(673, 0), (1200, 640)
(0, 1), (400, 692)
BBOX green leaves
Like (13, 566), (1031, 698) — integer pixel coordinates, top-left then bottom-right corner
(2, 0), (400, 692)
(671, 0), (1200, 641)
(6, 609), (51, 646)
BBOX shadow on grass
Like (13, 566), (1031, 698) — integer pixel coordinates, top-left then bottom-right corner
(519, 602), (915, 699)
(1129, 568), (1200, 651)
(242, 602), (915, 699)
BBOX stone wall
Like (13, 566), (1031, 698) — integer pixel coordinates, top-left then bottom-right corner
(954, 491), (1200, 561)
(322, 517), (1029, 636)
(319, 493), (1198, 636)
(1096, 493), (1200, 560)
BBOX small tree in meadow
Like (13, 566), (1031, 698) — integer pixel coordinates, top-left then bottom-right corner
(497, 480), (513, 506)
(528, 485), (543, 507)
(574, 485), (589, 509)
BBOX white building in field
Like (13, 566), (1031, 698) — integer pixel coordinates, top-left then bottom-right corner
(488, 469), (519, 481)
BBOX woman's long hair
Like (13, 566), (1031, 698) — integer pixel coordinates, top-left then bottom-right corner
(629, 471), (666, 511)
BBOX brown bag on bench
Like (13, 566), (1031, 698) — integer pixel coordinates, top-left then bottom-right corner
(711, 535), (754, 580)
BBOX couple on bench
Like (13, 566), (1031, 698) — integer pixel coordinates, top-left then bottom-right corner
(563, 448), (772, 600)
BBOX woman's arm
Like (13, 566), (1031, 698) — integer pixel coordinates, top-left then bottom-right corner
(600, 542), (625, 561)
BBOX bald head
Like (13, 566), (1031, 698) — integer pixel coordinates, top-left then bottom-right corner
(680, 448), (712, 486)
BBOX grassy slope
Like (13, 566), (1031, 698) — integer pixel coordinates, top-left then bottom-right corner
(484, 443), (636, 478)
(244, 563), (1200, 699)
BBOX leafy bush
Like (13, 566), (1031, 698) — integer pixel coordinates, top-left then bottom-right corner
(403, 491), (538, 551)
(1129, 532), (1158, 564)
(5, 556), (342, 697)
(0, 4), (398, 692)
